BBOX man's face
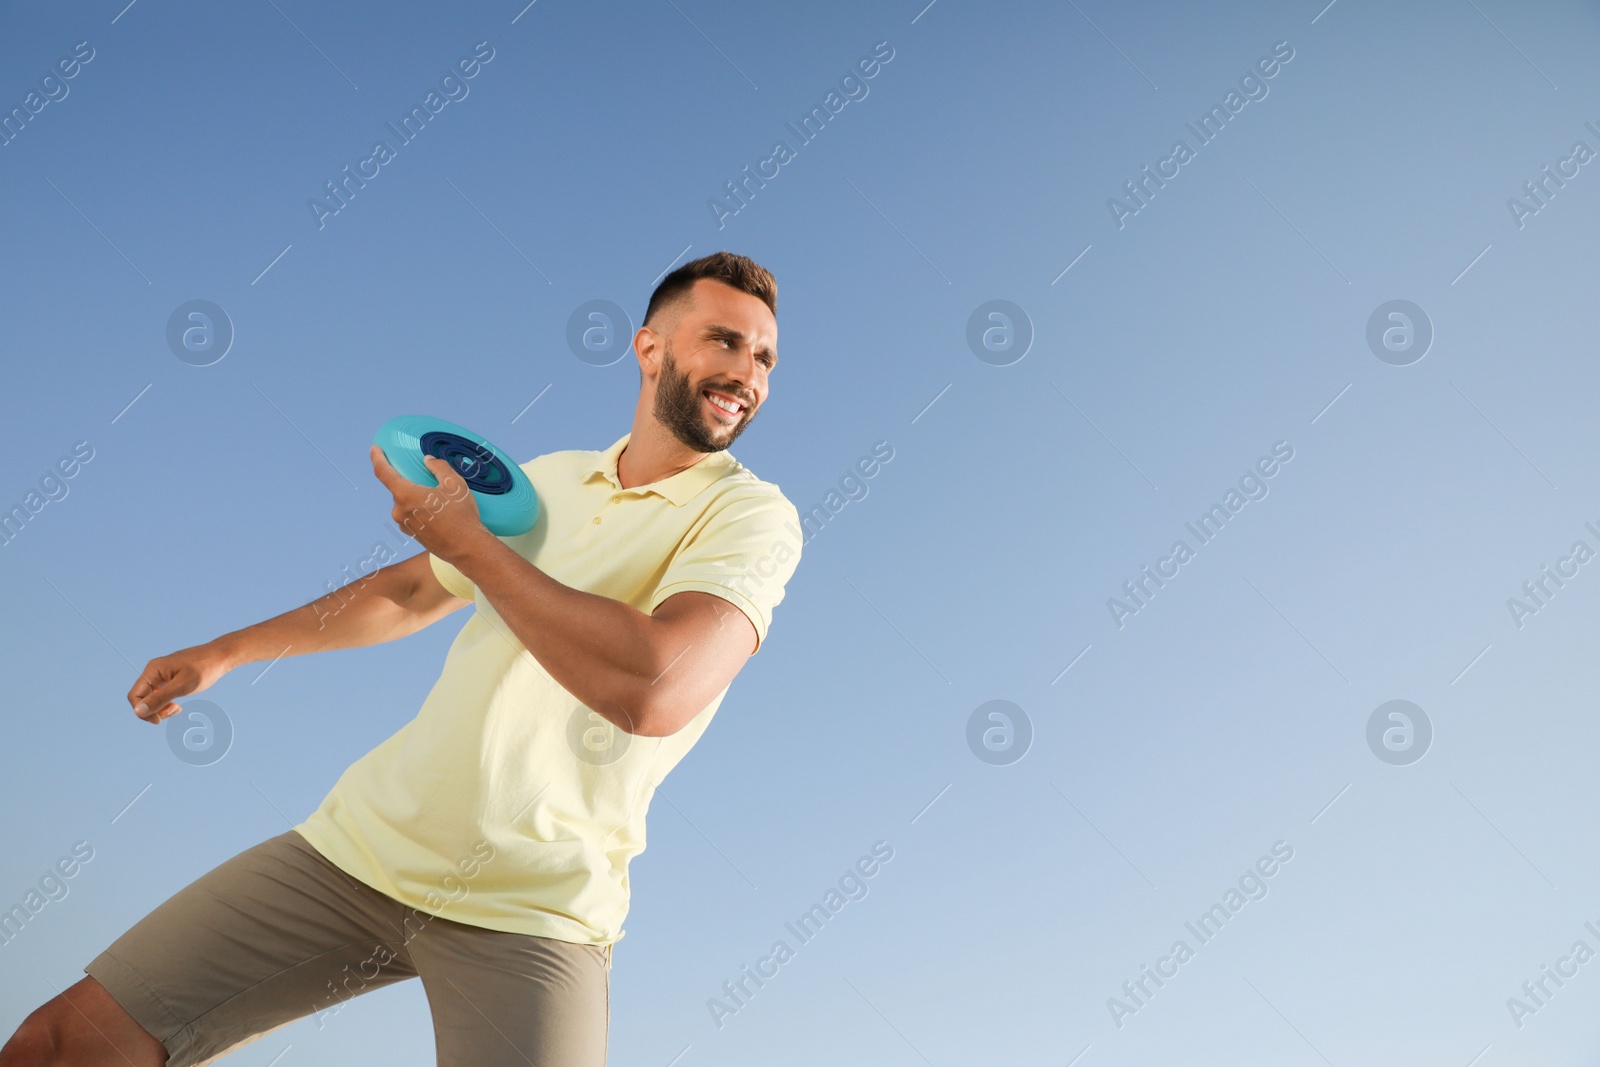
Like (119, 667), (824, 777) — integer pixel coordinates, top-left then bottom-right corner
(648, 278), (778, 453)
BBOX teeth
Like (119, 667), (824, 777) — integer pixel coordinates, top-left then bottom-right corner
(705, 391), (741, 414)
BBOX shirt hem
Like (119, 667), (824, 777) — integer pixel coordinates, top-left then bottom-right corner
(292, 820), (625, 948)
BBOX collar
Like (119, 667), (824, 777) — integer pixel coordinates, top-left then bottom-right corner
(582, 432), (743, 506)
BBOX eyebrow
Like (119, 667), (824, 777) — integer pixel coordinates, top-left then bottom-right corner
(703, 323), (778, 366)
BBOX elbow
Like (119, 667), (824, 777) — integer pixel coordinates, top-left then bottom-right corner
(596, 691), (680, 738)
(627, 689), (691, 738)
(630, 703), (683, 738)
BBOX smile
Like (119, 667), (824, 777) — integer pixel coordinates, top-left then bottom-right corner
(703, 390), (745, 421)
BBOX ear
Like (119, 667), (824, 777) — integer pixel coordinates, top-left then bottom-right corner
(633, 325), (660, 381)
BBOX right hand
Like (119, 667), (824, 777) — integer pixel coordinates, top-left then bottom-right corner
(127, 643), (233, 724)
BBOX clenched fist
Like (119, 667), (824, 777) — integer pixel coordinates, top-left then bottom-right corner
(127, 643), (233, 723)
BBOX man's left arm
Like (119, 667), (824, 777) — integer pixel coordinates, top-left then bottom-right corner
(451, 538), (755, 737)
(371, 445), (784, 737)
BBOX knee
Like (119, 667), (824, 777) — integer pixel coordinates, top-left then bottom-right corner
(0, 1004), (60, 1066)
(1, 980), (164, 1067)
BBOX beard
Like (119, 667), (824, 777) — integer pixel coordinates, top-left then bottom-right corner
(652, 342), (758, 453)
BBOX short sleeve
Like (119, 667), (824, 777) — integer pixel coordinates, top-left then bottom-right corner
(647, 490), (803, 654)
(429, 551), (475, 601)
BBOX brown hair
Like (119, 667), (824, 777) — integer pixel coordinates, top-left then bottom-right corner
(643, 250), (777, 335)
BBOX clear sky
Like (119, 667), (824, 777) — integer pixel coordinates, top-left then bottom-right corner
(6, 0), (1600, 1064)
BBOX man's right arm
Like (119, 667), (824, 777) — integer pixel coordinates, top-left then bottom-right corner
(126, 551), (469, 723)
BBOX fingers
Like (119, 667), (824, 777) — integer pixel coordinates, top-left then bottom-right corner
(374, 448), (468, 503)
(130, 659), (191, 724)
(127, 674), (152, 708)
(370, 444), (402, 489)
(135, 697), (181, 723)
(128, 661), (165, 718)
(134, 684), (178, 722)
(375, 447), (452, 503)
(392, 469), (473, 535)
(423, 455), (472, 502)
(135, 685), (187, 723)
(419, 455), (454, 495)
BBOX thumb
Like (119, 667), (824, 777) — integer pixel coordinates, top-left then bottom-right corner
(136, 680), (191, 722)
(370, 445), (401, 487)
(423, 455), (470, 497)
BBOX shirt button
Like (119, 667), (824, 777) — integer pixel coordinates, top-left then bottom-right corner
(593, 516), (602, 524)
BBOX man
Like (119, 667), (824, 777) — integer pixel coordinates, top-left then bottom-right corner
(0, 251), (802, 1067)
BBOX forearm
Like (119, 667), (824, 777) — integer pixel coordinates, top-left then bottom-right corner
(451, 534), (663, 733)
(211, 566), (425, 669)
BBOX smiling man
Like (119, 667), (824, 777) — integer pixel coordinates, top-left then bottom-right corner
(0, 252), (803, 1067)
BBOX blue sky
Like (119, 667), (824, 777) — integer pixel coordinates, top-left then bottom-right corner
(7, 0), (1600, 1063)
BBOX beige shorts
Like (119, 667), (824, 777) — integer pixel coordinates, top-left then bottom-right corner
(84, 830), (611, 1067)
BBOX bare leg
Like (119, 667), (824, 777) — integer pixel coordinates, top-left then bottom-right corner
(0, 977), (167, 1067)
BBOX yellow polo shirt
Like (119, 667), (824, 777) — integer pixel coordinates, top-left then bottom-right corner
(294, 432), (803, 946)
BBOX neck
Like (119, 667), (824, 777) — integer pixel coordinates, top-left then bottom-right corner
(616, 417), (711, 489)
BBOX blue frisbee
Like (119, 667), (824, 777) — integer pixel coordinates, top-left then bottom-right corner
(374, 415), (540, 537)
